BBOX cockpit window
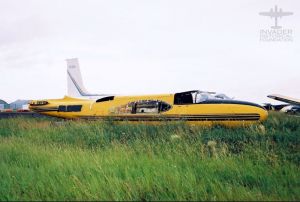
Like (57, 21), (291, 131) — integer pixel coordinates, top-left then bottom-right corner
(174, 92), (194, 104)
(194, 92), (231, 103)
(174, 91), (231, 105)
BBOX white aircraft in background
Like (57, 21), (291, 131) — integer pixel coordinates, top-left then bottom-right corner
(66, 58), (113, 99)
(267, 94), (300, 114)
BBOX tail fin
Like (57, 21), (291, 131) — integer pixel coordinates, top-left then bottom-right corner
(66, 58), (93, 97)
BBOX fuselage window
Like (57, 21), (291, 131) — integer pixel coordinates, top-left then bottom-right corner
(58, 105), (66, 112)
(96, 96), (114, 102)
(58, 105), (82, 112)
(67, 105), (82, 112)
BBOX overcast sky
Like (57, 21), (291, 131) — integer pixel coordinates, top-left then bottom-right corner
(0, 0), (299, 104)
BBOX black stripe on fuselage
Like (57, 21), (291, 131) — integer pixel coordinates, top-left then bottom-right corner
(175, 100), (265, 110)
(76, 114), (260, 121)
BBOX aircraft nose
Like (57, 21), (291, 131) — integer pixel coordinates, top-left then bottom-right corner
(28, 100), (36, 111)
(28, 100), (49, 112)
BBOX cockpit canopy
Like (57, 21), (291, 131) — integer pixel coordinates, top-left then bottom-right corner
(174, 90), (232, 105)
(195, 92), (231, 103)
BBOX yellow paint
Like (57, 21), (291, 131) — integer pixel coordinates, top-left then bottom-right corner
(29, 94), (268, 127)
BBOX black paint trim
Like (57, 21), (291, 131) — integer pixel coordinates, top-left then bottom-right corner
(30, 107), (58, 112)
(77, 114), (260, 121)
(174, 99), (265, 110)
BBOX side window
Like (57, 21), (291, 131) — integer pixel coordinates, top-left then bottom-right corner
(174, 92), (193, 105)
(58, 105), (82, 112)
(67, 105), (82, 112)
(58, 105), (66, 112)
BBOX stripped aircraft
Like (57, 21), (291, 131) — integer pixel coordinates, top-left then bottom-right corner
(29, 59), (268, 126)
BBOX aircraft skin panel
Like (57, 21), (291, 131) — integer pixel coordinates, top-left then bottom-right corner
(29, 93), (268, 127)
(268, 94), (300, 106)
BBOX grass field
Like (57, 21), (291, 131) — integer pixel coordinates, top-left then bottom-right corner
(0, 112), (299, 201)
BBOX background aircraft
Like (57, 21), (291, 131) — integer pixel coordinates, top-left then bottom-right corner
(266, 94), (300, 114)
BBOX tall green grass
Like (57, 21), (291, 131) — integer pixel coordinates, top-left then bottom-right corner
(0, 112), (299, 200)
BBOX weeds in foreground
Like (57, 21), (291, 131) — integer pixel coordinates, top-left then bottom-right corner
(0, 112), (299, 200)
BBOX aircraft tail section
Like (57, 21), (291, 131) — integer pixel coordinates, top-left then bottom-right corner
(66, 58), (93, 97)
(66, 58), (114, 98)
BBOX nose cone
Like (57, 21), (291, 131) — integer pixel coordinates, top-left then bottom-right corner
(28, 100), (49, 113)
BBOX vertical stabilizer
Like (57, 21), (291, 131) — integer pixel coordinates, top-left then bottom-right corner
(66, 58), (91, 97)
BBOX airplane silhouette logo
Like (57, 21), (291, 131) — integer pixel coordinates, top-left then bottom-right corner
(259, 5), (293, 29)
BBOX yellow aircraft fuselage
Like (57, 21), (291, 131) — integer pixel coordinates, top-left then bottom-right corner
(29, 91), (268, 127)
